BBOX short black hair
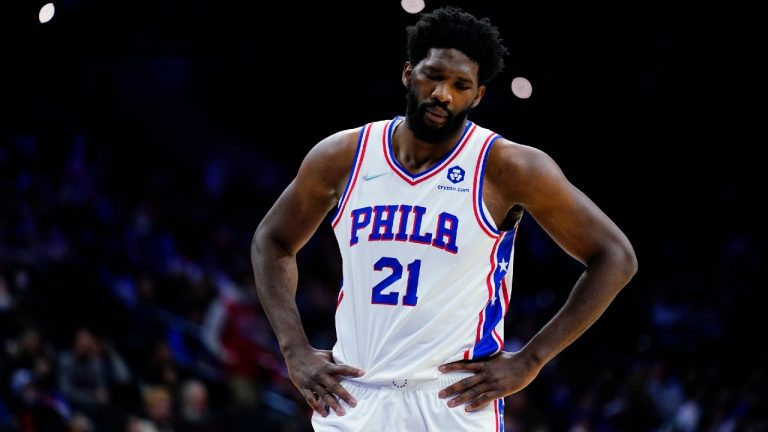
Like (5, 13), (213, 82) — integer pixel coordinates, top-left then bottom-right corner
(406, 6), (508, 85)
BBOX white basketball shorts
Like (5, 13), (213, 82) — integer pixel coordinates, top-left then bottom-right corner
(311, 373), (505, 431)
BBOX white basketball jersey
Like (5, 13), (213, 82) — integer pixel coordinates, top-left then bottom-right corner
(329, 116), (518, 382)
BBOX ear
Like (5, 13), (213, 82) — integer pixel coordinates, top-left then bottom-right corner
(470, 85), (486, 108)
(402, 62), (413, 88)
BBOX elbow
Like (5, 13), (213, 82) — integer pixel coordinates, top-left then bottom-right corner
(250, 227), (261, 255)
(250, 223), (269, 259)
(590, 237), (637, 287)
(250, 229), (260, 258)
(615, 239), (638, 283)
(251, 223), (292, 260)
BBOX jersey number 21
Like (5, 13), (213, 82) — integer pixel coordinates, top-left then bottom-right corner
(371, 257), (421, 306)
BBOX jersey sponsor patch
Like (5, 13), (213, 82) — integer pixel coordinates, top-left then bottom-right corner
(447, 165), (465, 183)
(437, 184), (470, 193)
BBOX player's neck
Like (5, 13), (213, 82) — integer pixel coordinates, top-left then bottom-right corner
(393, 119), (467, 175)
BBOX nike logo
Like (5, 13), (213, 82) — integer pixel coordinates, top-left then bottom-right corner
(362, 172), (388, 181)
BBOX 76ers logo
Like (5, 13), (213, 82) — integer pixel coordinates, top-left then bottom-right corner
(447, 166), (465, 184)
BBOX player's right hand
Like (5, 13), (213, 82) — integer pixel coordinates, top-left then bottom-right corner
(284, 347), (365, 417)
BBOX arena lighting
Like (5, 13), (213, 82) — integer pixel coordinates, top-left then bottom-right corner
(39, 3), (55, 23)
(401, 0), (425, 14)
(511, 76), (533, 99)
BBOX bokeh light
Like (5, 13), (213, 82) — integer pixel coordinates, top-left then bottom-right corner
(39, 3), (55, 24)
(511, 76), (533, 99)
(401, 0), (425, 14)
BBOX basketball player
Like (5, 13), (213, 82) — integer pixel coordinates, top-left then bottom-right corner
(251, 6), (637, 431)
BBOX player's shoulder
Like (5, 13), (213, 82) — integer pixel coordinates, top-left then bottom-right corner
(486, 137), (560, 181)
(309, 126), (363, 158)
(297, 123), (375, 189)
(308, 119), (391, 160)
(315, 128), (360, 152)
(481, 136), (567, 206)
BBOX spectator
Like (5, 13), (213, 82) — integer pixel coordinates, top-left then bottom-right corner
(133, 385), (175, 432)
(142, 340), (182, 389)
(57, 329), (111, 410)
(177, 379), (214, 432)
(9, 368), (71, 431)
(68, 412), (94, 432)
(56, 328), (134, 431)
(200, 283), (277, 408)
(5, 327), (58, 393)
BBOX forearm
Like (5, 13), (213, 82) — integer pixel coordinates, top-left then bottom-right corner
(520, 249), (637, 367)
(251, 231), (311, 357)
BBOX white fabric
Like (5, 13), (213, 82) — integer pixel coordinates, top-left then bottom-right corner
(330, 117), (516, 383)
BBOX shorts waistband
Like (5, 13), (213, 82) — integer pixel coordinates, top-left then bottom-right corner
(343, 372), (474, 391)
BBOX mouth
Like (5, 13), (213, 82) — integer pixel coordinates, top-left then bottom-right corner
(424, 107), (448, 126)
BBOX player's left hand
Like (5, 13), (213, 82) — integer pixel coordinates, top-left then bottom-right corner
(437, 351), (541, 412)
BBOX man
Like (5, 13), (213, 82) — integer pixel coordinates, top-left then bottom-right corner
(251, 6), (637, 431)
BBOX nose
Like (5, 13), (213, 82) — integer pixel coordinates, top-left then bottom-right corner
(431, 82), (452, 105)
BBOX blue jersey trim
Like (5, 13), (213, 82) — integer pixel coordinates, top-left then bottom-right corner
(473, 229), (516, 358)
(477, 135), (504, 235)
(330, 125), (367, 224)
(386, 116), (473, 180)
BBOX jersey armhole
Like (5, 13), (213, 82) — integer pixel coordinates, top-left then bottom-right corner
(330, 123), (371, 228)
(472, 133), (504, 237)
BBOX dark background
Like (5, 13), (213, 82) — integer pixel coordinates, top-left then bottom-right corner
(1, 0), (765, 431)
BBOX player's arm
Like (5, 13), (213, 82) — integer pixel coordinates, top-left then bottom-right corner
(440, 139), (637, 410)
(251, 128), (364, 417)
(495, 140), (638, 367)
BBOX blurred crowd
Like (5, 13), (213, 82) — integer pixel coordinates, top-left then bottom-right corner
(1, 1), (766, 428)
(0, 131), (308, 431)
(1, 125), (765, 431)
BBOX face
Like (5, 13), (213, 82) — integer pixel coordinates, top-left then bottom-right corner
(403, 48), (485, 143)
(74, 329), (98, 358)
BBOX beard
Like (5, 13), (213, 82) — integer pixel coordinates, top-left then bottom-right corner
(405, 86), (472, 144)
